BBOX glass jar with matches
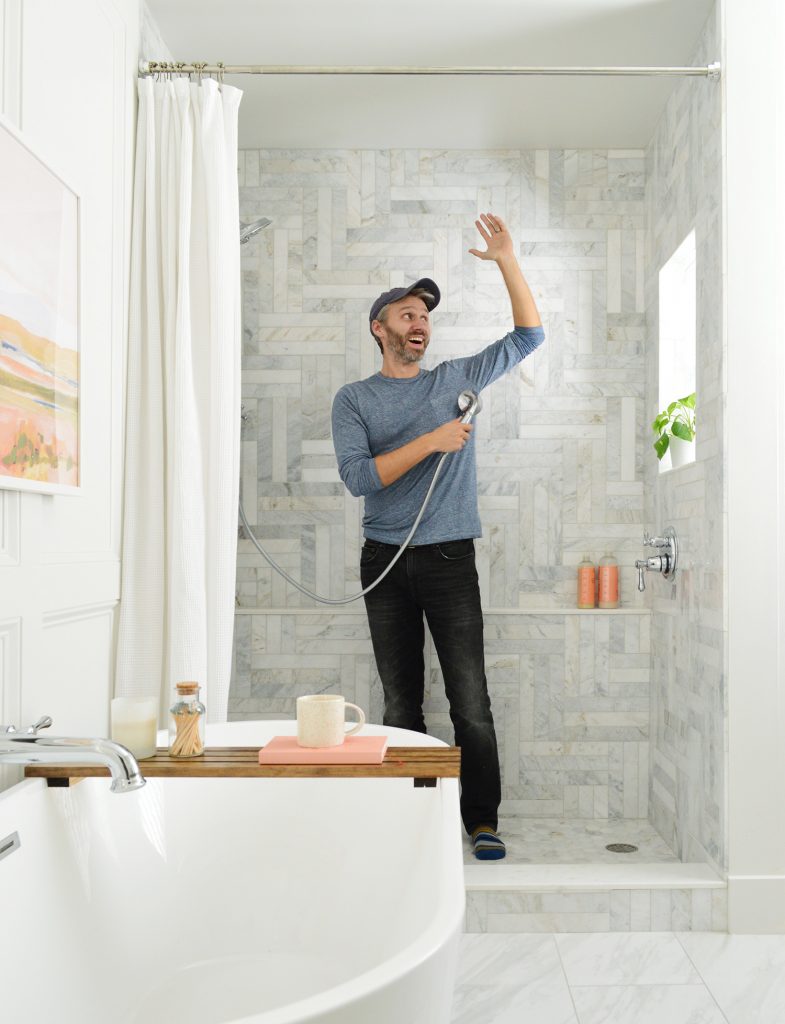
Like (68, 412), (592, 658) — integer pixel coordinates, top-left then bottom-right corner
(168, 681), (206, 758)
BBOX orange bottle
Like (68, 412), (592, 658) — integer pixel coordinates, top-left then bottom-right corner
(598, 553), (619, 609)
(577, 555), (596, 609)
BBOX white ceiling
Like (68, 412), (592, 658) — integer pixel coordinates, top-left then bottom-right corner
(144, 0), (718, 150)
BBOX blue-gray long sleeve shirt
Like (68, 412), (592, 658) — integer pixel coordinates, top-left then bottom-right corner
(331, 325), (545, 546)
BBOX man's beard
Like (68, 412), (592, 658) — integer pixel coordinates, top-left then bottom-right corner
(383, 327), (429, 364)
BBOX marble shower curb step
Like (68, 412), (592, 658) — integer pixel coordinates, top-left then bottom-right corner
(464, 862), (728, 933)
(464, 862), (723, 891)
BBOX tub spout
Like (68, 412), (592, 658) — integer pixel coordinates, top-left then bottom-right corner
(0, 719), (146, 793)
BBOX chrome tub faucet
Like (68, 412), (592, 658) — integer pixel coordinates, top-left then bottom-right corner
(635, 528), (678, 592)
(0, 716), (146, 793)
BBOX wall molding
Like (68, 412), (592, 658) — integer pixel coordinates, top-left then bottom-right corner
(0, 617), (22, 790)
(42, 600), (117, 630)
(0, 617), (21, 724)
(1, 0), (22, 124)
(101, 0), (132, 563)
(0, 491), (20, 566)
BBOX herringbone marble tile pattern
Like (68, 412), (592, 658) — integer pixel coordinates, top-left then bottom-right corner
(237, 146), (649, 609)
(234, 144), (656, 824)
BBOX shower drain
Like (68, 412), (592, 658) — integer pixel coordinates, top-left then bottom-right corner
(606, 843), (639, 853)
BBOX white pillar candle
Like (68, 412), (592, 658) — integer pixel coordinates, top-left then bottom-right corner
(110, 697), (158, 759)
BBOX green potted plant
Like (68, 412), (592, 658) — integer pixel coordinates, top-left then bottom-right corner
(652, 393), (696, 468)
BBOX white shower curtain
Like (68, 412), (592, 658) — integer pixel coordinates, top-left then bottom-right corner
(115, 77), (242, 723)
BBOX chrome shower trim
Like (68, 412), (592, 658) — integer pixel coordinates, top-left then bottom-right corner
(635, 526), (678, 592)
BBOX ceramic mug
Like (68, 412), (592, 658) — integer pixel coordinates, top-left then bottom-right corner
(296, 694), (365, 748)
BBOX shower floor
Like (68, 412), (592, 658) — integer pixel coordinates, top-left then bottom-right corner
(461, 818), (678, 865)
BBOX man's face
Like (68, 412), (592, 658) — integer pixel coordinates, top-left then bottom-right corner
(373, 296), (431, 363)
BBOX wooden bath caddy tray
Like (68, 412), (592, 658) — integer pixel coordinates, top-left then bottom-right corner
(24, 746), (461, 788)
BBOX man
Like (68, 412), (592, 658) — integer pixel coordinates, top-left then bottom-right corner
(331, 213), (544, 859)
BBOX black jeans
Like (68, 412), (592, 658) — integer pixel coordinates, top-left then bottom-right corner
(360, 538), (501, 834)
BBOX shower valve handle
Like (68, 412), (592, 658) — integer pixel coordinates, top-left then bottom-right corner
(643, 532), (670, 548)
(635, 556), (667, 592)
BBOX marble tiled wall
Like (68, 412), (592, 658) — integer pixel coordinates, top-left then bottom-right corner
(644, 3), (725, 872)
(233, 146), (655, 821)
(233, 608), (651, 820)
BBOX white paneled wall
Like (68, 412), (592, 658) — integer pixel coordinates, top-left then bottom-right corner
(0, 0), (139, 778)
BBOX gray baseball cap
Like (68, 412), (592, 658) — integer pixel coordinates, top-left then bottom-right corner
(368, 278), (441, 337)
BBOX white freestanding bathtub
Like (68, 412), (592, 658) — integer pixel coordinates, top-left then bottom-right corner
(0, 721), (464, 1024)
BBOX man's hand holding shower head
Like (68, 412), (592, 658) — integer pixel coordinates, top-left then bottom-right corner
(428, 390), (481, 453)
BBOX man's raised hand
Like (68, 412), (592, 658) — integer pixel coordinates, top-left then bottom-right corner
(469, 212), (514, 262)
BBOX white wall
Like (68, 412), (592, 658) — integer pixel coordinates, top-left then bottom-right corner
(0, 0), (140, 785)
(724, 0), (785, 931)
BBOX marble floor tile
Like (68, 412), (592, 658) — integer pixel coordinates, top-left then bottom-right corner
(452, 934), (579, 1023)
(457, 933), (562, 986)
(452, 932), (785, 1024)
(676, 933), (785, 1024)
(555, 932), (702, 986)
(452, 935), (578, 1024)
(570, 984), (728, 1024)
(451, 981), (579, 1024)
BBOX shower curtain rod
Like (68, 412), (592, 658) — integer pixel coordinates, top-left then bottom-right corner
(138, 60), (721, 80)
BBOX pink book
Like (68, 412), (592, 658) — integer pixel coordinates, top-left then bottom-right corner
(258, 735), (389, 765)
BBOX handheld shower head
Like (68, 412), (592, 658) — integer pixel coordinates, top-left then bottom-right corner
(239, 217), (272, 244)
(458, 389), (482, 423)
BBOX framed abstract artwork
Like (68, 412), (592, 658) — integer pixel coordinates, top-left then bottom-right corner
(0, 116), (80, 494)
